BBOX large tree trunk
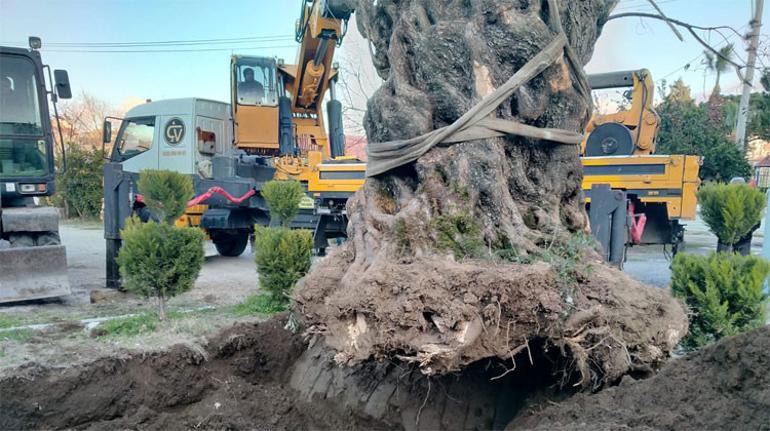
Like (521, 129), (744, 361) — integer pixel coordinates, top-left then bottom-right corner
(295, 0), (687, 389)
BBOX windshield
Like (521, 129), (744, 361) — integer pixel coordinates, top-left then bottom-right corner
(116, 117), (155, 160)
(0, 54), (43, 136)
(235, 57), (278, 106)
(0, 138), (48, 178)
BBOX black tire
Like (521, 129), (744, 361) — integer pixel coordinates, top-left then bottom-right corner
(213, 232), (249, 257)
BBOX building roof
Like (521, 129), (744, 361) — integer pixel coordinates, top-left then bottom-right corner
(755, 155), (770, 168)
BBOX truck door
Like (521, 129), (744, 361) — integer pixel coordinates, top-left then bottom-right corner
(158, 115), (194, 175)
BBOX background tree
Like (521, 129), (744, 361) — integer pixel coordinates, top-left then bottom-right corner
(54, 144), (104, 218)
(656, 95), (750, 181)
(702, 44), (734, 98)
(51, 92), (115, 218)
(665, 78), (693, 104)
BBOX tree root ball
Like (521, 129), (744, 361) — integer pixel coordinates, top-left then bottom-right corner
(294, 0), (687, 389)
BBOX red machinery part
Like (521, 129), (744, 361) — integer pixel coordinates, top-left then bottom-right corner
(628, 200), (647, 245)
(187, 187), (256, 207)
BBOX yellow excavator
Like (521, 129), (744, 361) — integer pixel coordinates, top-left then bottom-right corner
(580, 69), (701, 256)
(177, 0), (365, 254)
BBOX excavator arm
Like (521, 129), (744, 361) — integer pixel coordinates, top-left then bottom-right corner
(582, 69), (660, 156)
(291, 0), (354, 112)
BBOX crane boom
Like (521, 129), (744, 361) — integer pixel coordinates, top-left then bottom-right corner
(291, 0), (354, 112)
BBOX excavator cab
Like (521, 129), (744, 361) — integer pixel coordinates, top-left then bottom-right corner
(0, 39), (72, 303)
(231, 56), (282, 154)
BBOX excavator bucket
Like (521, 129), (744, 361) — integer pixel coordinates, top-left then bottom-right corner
(0, 245), (71, 303)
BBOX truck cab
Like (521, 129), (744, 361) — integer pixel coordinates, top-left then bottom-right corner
(107, 98), (232, 177)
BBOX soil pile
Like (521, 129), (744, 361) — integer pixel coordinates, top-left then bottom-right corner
(0, 317), (373, 431)
(2, 317), (768, 430)
(511, 325), (770, 430)
(0, 316), (573, 430)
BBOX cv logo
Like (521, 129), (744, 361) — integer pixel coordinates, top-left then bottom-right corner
(164, 118), (185, 145)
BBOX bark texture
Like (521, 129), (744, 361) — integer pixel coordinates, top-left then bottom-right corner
(295, 0), (687, 388)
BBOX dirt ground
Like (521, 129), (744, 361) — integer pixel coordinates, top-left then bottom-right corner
(511, 325), (770, 431)
(2, 316), (768, 431)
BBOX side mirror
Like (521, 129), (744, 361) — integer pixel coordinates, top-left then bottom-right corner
(102, 120), (112, 144)
(102, 119), (112, 160)
(53, 70), (72, 99)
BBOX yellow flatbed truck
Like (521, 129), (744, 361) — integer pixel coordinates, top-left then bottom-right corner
(582, 154), (701, 253)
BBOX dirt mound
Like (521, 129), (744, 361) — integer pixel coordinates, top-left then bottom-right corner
(295, 251), (687, 388)
(511, 325), (770, 430)
(0, 316), (373, 431)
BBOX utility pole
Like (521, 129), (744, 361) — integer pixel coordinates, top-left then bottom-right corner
(735, 0), (764, 151)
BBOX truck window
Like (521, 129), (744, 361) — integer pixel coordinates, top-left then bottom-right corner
(235, 58), (277, 107)
(0, 54), (43, 136)
(0, 138), (48, 177)
(117, 117), (155, 160)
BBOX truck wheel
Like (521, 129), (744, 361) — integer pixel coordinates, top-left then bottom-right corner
(213, 232), (249, 257)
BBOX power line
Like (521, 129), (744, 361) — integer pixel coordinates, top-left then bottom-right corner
(0, 34), (294, 48)
(661, 24), (749, 80)
(37, 44), (298, 54)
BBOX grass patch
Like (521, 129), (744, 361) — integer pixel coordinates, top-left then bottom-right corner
(0, 328), (35, 343)
(0, 314), (22, 329)
(234, 293), (287, 316)
(96, 312), (158, 337)
(93, 311), (180, 337)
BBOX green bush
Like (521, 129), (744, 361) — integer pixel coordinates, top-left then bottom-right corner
(55, 143), (105, 218)
(137, 169), (194, 224)
(698, 183), (766, 248)
(117, 218), (204, 320)
(261, 180), (305, 226)
(671, 252), (770, 349)
(253, 225), (312, 303)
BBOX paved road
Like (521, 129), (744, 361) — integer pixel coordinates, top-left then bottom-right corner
(60, 222), (259, 305)
(57, 213), (762, 303)
(624, 216), (764, 288)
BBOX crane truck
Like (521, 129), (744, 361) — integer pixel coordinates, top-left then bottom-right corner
(0, 37), (73, 303)
(102, 0), (363, 288)
(580, 69), (701, 259)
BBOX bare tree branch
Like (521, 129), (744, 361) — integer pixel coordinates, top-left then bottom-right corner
(607, 12), (749, 85)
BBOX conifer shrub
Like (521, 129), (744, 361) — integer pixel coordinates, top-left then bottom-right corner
(117, 170), (203, 320)
(261, 179), (305, 226)
(671, 252), (770, 349)
(252, 226), (312, 302)
(249, 180), (313, 306)
(698, 183), (765, 251)
(137, 169), (194, 224)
